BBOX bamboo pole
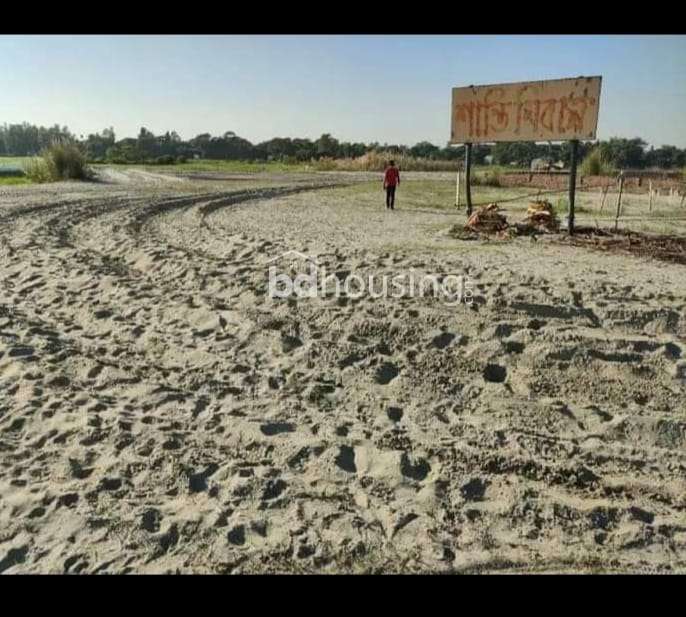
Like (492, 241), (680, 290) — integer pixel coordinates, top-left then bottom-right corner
(614, 174), (625, 232)
(599, 185), (609, 212)
(464, 144), (473, 217)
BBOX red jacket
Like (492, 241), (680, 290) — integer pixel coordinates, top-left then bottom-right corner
(384, 167), (400, 187)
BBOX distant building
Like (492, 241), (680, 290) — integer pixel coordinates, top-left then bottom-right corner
(531, 158), (567, 171)
(531, 157), (554, 171)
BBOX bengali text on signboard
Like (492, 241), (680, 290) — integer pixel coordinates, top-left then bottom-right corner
(451, 76), (601, 144)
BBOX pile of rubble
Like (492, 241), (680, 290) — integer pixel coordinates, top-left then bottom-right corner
(452, 201), (561, 240)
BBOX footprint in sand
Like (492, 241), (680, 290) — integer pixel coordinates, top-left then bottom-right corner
(8, 346), (34, 358)
(483, 363), (507, 383)
(400, 453), (430, 481)
(430, 332), (456, 350)
(374, 362), (399, 385)
(335, 445), (357, 473)
(260, 422), (295, 436)
(387, 406), (403, 423)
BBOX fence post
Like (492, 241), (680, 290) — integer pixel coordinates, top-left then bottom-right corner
(649, 181), (653, 212)
(464, 143), (473, 217)
(599, 185), (609, 212)
(614, 173), (625, 232)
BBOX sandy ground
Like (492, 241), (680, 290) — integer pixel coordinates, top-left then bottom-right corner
(1, 169), (685, 574)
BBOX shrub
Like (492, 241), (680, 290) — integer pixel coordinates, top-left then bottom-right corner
(24, 141), (91, 182)
(471, 169), (501, 187)
(175, 156), (187, 164)
(154, 155), (176, 165)
(580, 147), (615, 176)
(23, 157), (53, 182)
(46, 141), (90, 179)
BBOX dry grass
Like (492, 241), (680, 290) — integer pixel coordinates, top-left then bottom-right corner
(313, 151), (459, 172)
(580, 147), (616, 176)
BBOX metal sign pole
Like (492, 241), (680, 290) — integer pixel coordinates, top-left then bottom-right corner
(465, 143), (473, 217)
(568, 140), (579, 235)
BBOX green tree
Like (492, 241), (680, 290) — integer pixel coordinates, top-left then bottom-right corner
(315, 133), (339, 158)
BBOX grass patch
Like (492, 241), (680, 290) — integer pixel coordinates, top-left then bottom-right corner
(94, 159), (525, 176)
(328, 179), (536, 214)
(0, 176), (32, 186)
(97, 159), (314, 174)
(312, 151), (459, 172)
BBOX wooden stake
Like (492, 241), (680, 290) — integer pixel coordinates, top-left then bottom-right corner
(464, 143), (473, 217)
(599, 185), (609, 212)
(614, 173), (624, 232)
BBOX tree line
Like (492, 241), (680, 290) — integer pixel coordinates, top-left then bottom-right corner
(1, 122), (685, 169)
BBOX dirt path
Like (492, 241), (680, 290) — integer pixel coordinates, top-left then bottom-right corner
(1, 169), (685, 573)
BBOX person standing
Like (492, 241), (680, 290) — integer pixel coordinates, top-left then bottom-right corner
(383, 160), (400, 210)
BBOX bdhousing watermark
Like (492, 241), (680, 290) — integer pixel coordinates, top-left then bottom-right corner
(267, 251), (474, 306)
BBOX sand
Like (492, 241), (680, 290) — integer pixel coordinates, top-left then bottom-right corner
(0, 169), (685, 573)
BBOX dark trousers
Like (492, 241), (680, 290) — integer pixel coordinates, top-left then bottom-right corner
(385, 185), (396, 209)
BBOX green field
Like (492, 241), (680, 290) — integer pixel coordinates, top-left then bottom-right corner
(93, 159), (318, 174)
(92, 159), (526, 175)
(327, 178), (686, 236)
(0, 176), (32, 186)
(0, 156), (32, 167)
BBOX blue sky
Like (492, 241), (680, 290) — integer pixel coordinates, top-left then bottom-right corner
(1, 35), (685, 148)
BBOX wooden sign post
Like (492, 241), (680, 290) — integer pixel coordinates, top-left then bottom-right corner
(568, 140), (579, 234)
(455, 168), (461, 208)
